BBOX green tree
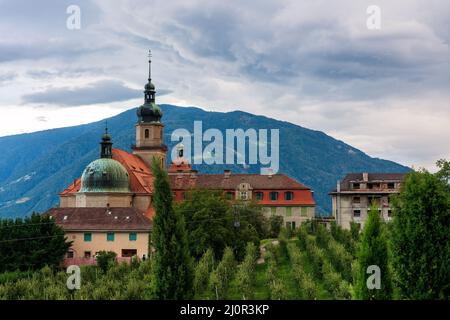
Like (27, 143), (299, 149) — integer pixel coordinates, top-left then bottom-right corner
(355, 204), (392, 300)
(95, 251), (117, 273)
(269, 215), (283, 238)
(209, 247), (236, 299)
(150, 158), (193, 299)
(0, 213), (71, 272)
(390, 168), (449, 299)
(235, 242), (257, 300)
(175, 189), (265, 261)
(193, 248), (215, 295)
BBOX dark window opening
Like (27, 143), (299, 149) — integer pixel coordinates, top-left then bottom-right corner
(353, 210), (361, 217)
(255, 192), (264, 201)
(270, 192), (278, 201)
(144, 129), (149, 139)
(286, 221), (296, 230)
(225, 192), (234, 200)
(122, 249), (137, 258)
(284, 191), (293, 201)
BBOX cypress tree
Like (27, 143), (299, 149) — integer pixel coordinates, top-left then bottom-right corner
(150, 157), (193, 299)
(390, 168), (449, 299)
(355, 204), (392, 300)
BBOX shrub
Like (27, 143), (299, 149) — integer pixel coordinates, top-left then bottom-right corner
(96, 251), (117, 273)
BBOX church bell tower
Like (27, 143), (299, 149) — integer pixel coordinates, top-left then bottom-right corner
(133, 50), (167, 168)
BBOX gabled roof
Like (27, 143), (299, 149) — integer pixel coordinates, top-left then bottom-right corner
(169, 173), (311, 190)
(45, 207), (152, 231)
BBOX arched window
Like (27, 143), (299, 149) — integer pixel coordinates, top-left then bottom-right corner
(144, 129), (149, 139)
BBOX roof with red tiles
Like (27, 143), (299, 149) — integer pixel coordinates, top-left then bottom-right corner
(60, 178), (81, 195)
(112, 149), (154, 194)
(45, 207), (152, 231)
(168, 158), (192, 173)
(59, 149), (315, 206)
(169, 173), (311, 190)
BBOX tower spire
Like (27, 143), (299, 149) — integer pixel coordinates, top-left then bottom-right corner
(148, 49), (152, 82)
(137, 49), (162, 123)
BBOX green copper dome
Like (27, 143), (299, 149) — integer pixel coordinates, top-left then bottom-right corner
(80, 158), (130, 193)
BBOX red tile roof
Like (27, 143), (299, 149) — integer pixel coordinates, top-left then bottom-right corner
(59, 150), (314, 206)
(60, 178), (81, 195)
(45, 207), (152, 231)
(112, 149), (154, 194)
(169, 173), (311, 190)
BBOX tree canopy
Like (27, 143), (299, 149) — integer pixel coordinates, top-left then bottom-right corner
(0, 213), (71, 272)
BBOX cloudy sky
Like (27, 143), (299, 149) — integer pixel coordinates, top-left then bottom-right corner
(0, 0), (449, 170)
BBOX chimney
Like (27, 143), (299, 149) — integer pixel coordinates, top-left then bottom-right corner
(267, 168), (273, 178)
(336, 181), (341, 193)
(363, 172), (369, 182)
(224, 169), (231, 178)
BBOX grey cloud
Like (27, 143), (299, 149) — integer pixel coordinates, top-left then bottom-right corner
(21, 80), (173, 107)
(22, 80), (140, 106)
(27, 67), (106, 79)
(0, 41), (119, 63)
(0, 72), (17, 84)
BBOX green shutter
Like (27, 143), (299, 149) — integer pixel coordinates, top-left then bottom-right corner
(286, 207), (292, 216)
(107, 232), (115, 242)
(84, 233), (92, 242)
(301, 207), (308, 217)
(129, 232), (137, 241)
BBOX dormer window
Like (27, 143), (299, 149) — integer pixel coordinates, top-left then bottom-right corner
(284, 191), (293, 201)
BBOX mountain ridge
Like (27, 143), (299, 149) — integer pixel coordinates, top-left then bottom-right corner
(0, 104), (410, 218)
